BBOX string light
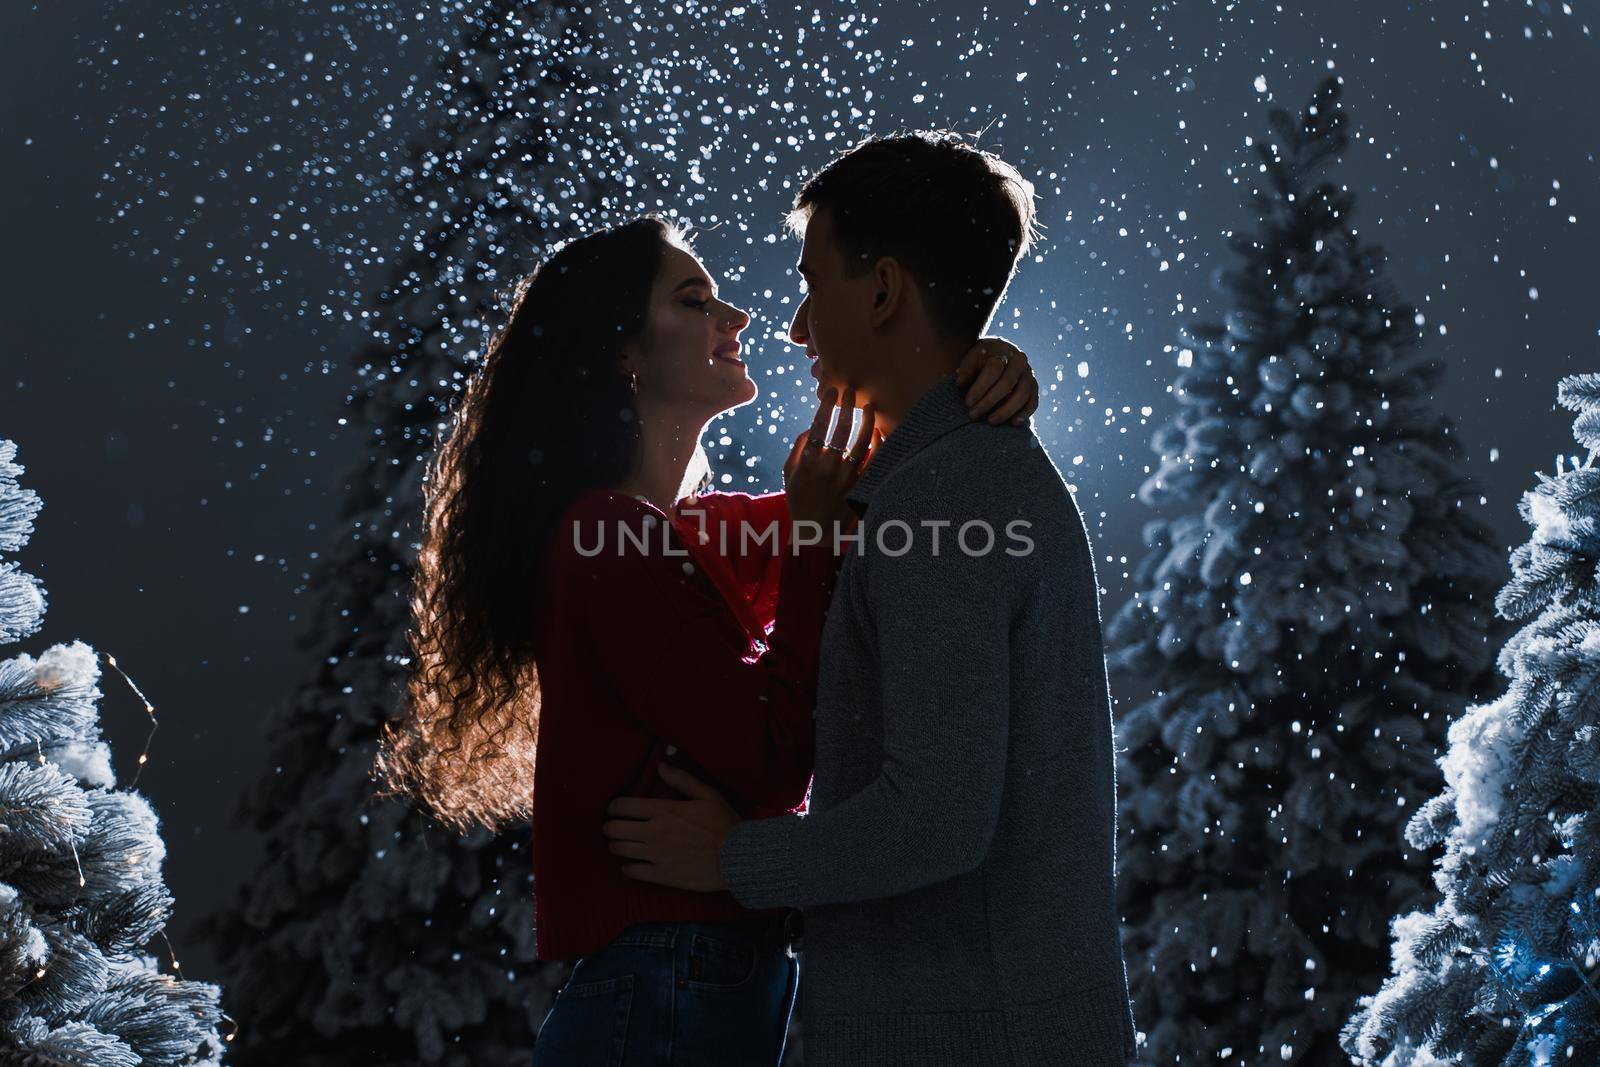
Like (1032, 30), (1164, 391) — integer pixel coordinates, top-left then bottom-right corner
(101, 651), (159, 788)
(94, 650), (236, 1047)
(112, 693), (194, 993)
(160, 930), (184, 978)
(37, 740), (87, 890)
(159, 927), (236, 1044)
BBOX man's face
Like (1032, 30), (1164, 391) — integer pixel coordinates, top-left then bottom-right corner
(789, 208), (878, 406)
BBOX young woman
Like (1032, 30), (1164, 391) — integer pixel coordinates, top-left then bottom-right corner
(375, 215), (1038, 1066)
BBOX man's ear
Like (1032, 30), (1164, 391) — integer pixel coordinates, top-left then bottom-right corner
(868, 256), (905, 328)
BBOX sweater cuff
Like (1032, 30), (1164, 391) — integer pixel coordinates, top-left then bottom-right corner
(720, 812), (803, 910)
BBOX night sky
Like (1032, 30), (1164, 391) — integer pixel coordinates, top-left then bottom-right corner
(4, 0), (1596, 980)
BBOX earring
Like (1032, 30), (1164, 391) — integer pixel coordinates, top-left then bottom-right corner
(629, 370), (638, 394)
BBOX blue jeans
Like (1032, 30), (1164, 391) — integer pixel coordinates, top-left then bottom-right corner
(533, 919), (799, 1067)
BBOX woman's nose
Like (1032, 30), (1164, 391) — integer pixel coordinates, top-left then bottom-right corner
(724, 303), (751, 332)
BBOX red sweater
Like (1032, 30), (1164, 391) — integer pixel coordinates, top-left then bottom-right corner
(529, 487), (841, 961)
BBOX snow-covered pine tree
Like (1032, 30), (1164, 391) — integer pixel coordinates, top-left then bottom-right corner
(1104, 76), (1507, 1063)
(0, 437), (225, 1065)
(206, 3), (637, 1063)
(1342, 374), (1600, 1066)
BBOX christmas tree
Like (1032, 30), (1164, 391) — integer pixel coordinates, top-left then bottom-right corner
(1105, 76), (1506, 1063)
(1343, 374), (1600, 1065)
(0, 438), (225, 1065)
(207, 3), (637, 1062)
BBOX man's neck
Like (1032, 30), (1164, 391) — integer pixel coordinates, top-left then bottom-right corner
(868, 334), (972, 439)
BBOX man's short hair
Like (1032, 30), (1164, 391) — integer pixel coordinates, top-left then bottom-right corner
(787, 131), (1039, 338)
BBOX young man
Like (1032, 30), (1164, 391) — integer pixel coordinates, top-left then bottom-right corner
(602, 132), (1138, 1065)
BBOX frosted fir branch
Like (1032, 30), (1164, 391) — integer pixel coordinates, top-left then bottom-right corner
(0, 641), (104, 757)
(1558, 374), (1600, 457)
(2, 1015), (140, 1067)
(1446, 939), (1543, 1049)
(0, 761), (95, 857)
(0, 881), (48, 1000)
(25, 926), (114, 1022)
(0, 440), (42, 558)
(31, 741), (115, 792)
(72, 791), (167, 902)
(0, 439), (22, 491)
(1548, 468), (1600, 510)
(79, 961), (226, 1066)
(73, 883), (176, 955)
(0, 562), (47, 648)
(0, 439), (45, 650)
(1557, 373), (1600, 412)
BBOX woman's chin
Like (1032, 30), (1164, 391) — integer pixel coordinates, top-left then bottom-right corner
(719, 377), (759, 412)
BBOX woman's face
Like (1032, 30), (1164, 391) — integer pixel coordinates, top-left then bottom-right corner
(628, 243), (756, 417)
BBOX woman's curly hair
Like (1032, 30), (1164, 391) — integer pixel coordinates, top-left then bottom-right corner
(375, 215), (698, 831)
